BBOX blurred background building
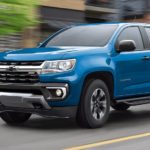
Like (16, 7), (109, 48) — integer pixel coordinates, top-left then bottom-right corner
(39, 0), (85, 39)
(0, 0), (150, 51)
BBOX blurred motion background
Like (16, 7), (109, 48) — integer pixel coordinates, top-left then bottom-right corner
(0, 0), (150, 51)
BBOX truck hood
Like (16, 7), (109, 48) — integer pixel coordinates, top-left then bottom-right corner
(0, 46), (107, 61)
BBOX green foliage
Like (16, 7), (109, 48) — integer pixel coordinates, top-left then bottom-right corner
(0, 0), (38, 35)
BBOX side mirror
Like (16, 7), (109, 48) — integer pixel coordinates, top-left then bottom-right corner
(118, 40), (136, 52)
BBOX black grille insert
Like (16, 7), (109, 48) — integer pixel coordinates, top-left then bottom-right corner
(0, 71), (39, 83)
(0, 61), (43, 66)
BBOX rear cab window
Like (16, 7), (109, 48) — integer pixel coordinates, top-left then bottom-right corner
(145, 27), (150, 43)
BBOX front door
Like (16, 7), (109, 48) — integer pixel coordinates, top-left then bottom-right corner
(114, 26), (150, 98)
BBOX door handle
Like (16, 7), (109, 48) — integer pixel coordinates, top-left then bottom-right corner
(142, 56), (150, 61)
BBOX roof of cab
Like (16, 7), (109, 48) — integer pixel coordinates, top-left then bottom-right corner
(73, 22), (149, 27)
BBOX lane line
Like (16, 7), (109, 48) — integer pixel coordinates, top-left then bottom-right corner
(64, 132), (150, 150)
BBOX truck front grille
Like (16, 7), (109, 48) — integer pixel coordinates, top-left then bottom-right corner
(0, 71), (39, 83)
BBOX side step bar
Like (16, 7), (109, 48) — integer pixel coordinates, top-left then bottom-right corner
(116, 96), (150, 106)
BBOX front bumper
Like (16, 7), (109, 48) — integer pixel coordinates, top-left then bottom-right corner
(0, 83), (77, 117)
(0, 83), (68, 101)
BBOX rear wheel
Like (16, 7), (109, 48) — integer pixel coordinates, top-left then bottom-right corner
(111, 103), (130, 111)
(76, 79), (110, 128)
(0, 111), (31, 125)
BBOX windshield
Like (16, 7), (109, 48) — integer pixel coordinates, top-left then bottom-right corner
(44, 24), (118, 47)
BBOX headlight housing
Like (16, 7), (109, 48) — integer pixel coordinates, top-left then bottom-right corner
(41, 59), (76, 74)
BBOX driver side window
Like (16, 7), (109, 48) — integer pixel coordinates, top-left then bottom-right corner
(117, 27), (144, 50)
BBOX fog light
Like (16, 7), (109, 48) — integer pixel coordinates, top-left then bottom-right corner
(56, 89), (62, 97)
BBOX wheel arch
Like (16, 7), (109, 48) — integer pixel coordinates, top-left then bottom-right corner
(81, 71), (116, 106)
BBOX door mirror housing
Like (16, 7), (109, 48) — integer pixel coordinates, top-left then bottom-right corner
(117, 40), (136, 52)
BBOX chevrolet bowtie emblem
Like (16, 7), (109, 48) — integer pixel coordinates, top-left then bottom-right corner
(7, 65), (16, 72)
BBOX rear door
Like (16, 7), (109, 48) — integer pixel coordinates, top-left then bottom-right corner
(114, 26), (150, 98)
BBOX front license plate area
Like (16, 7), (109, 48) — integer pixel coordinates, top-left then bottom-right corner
(0, 95), (33, 108)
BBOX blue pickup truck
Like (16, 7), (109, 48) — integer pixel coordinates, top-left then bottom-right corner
(0, 23), (150, 128)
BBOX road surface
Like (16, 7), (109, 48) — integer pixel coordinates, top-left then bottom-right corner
(0, 104), (150, 150)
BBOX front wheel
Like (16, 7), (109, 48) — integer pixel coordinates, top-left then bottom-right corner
(76, 79), (110, 128)
(0, 111), (31, 125)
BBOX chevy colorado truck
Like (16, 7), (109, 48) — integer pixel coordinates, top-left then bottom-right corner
(0, 23), (150, 128)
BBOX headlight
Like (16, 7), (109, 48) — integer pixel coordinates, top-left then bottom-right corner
(41, 59), (76, 74)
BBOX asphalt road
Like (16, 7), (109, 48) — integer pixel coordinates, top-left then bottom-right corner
(0, 104), (150, 150)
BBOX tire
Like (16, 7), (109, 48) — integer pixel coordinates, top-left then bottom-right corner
(76, 79), (110, 128)
(0, 111), (31, 125)
(111, 103), (130, 111)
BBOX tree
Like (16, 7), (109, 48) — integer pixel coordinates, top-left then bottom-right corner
(0, 0), (38, 35)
